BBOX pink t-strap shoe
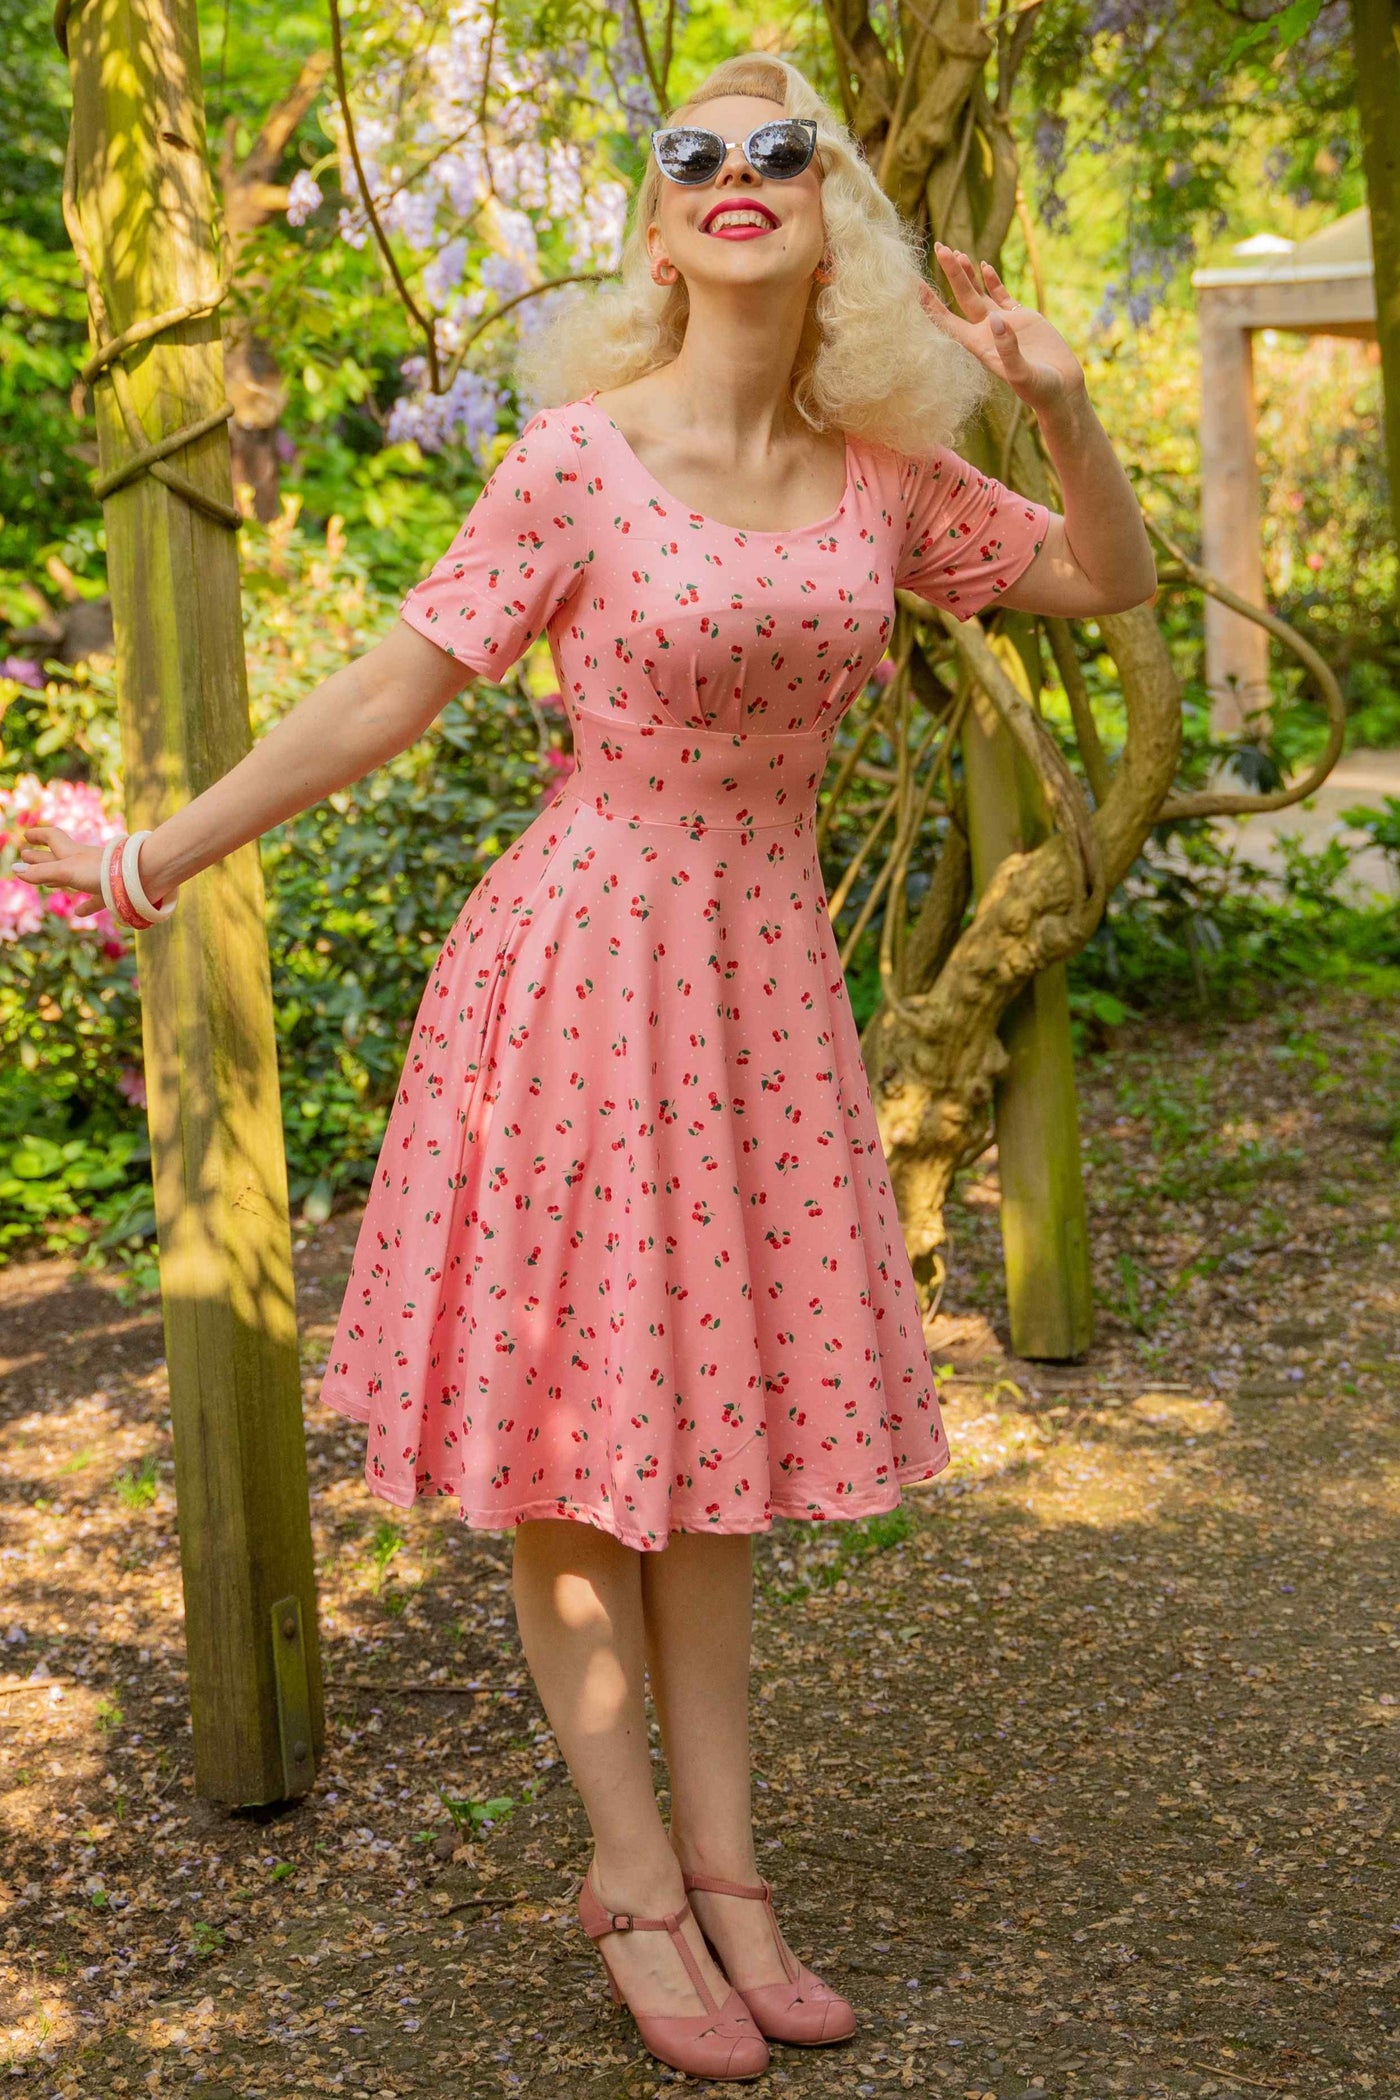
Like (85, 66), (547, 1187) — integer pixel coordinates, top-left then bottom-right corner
(577, 1859), (770, 2080)
(681, 1868), (859, 2045)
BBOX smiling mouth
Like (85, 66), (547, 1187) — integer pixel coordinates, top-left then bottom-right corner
(702, 203), (779, 237)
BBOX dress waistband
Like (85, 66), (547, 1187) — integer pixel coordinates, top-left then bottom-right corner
(565, 704), (837, 835)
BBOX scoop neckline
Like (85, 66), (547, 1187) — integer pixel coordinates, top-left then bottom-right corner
(575, 392), (854, 540)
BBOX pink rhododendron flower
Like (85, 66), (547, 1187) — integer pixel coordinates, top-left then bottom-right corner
(0, 876), (44, 940)
(0, 772), (124, 944)
(117, 1065), (147, 1109)
(538, 747), (576, 806)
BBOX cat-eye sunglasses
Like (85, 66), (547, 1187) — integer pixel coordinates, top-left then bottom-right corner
(650, 117), (819, 187)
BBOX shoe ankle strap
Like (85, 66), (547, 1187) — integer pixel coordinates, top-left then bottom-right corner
(582, 1873), (726, 2020)
(584, 1900), (690, 1938)
(682, 1870), (771, 1900)
(683, 1870), (803, 1987)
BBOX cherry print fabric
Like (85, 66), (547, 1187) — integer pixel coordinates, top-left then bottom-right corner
(896, 447), (1054, 614)
(317, 394), (1050, 1551)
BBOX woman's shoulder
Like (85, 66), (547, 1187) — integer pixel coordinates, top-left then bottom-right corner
(845, 427), (948, 526)
(474, 399), (597, 507)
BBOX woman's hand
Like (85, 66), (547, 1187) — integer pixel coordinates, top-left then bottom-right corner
(922, 243), (1086, 414)
(13, 826), (109, 921)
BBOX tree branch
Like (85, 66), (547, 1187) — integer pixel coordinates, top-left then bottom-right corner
(1144, 520), (1346, 821)
(327, 0), (440, 391)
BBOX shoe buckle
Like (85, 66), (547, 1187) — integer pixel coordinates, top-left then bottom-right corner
(610, 1910), (634, 1931)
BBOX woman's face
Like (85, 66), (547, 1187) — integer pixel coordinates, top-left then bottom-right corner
(647, 94), (827, 299)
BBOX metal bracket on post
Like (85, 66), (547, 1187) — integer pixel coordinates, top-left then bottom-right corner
(271, 1595), (316, 1799)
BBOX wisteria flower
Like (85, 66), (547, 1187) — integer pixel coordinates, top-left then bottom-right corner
(286, 170), (323, 227)
(1, 657), (45, 689)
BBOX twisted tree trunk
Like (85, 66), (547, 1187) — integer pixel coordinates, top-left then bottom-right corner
(820, 3), (1202, 1307)
(832, 6), (1344, 1310)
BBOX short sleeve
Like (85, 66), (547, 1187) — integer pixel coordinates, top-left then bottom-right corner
(894, 447), (1051, 618)
(397, 408), (592, 676)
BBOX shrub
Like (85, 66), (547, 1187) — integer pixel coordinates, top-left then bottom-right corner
(0, 506), (571, 1270)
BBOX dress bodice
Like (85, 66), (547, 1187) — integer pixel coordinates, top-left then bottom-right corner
(397, 394), (1050, 741)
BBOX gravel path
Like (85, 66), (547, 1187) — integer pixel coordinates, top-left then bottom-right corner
(1, 984), (1396, 2098)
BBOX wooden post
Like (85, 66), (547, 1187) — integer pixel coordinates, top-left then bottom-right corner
(960, 622), (1094, 1362)
(1197, 294), (1272, 736)
(1351, 0), (1400, 588)
(59, 0), (323, 1804)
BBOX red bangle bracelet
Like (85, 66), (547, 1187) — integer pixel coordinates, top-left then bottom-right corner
(108, 840), (153, 930)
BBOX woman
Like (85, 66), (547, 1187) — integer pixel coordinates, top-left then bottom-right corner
(18, 51), (1154, 2085)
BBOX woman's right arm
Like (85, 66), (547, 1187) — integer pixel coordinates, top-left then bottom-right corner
(16, 619), (471, 914)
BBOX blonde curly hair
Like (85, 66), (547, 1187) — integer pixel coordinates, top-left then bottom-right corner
(514, 52), (990, 457)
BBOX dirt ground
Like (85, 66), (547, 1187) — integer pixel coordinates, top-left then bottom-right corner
(1, 982), (1397, 2099)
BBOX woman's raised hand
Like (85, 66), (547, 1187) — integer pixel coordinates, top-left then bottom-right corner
(921, 243), (1086, 414)
(13, 826), (109, 921)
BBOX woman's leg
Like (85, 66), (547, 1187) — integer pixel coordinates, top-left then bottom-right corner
(510, 1517), (735, 2015)
(641, 1531), (794, 1989)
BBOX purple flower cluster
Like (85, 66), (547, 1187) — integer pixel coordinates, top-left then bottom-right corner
(307, 0), (633, 453)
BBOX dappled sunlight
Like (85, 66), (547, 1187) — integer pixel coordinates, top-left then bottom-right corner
(1, 1977), (85, 2075)
(919, 1380), (1244, 1530)
(918, 1365), (1400, 1546)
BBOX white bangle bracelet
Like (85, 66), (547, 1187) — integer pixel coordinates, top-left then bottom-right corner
(98, 836), (121, 920)
(122, 831), (177, 922)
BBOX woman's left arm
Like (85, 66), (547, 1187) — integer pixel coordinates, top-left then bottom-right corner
(922, 243), (1158, 619)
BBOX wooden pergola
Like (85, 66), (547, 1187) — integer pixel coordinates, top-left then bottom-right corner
(1192, 207), (1377, 736)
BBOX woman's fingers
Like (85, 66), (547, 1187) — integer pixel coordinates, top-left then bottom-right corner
(932, 240), (989, 322)
(19, 827), (85, 870)
(14, 856), (76, 889)
(987, 310), (1037, 387)
(919, 278), (978, 349)
(13, 828), (105, 903)
(19, 824), (60, 852)
(978, 257), (1022, 313)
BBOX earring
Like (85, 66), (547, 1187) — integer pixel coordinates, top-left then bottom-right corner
(652, 259), (678, 286)
(813, 251), (834, 284)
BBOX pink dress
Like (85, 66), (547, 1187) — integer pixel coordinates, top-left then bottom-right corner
(318, 391), (1050, 1551)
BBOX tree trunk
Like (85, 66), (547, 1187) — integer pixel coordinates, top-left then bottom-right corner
(218, 52), (330, 521)
(61, 0), (323, 1805)
(833, 0), (1111, 1345)
(1350, 0), (1400, 586)
(960, 639), (1093, 1359)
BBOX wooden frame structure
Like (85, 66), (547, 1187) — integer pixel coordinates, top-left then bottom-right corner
(1192, 208), (1377, 736)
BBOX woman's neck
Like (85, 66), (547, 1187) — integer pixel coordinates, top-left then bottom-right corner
(645, 279), (814, 453)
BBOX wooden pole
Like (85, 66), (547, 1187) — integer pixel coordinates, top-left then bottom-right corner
(960, 621), (1094, 1361)
(1197, 294), (1272, 736)
(1350, 0), (1400, 592)
(58, 0), (323, 1804)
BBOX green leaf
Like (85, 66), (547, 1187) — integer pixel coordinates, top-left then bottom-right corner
(10, 1134), (64, 1179)
(1223, 0), (1322, 69)
(1272, 0), (1325, 53)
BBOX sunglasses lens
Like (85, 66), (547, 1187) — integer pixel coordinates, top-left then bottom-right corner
(655, 128), (725, 184)
(748, 120), (815, 178)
